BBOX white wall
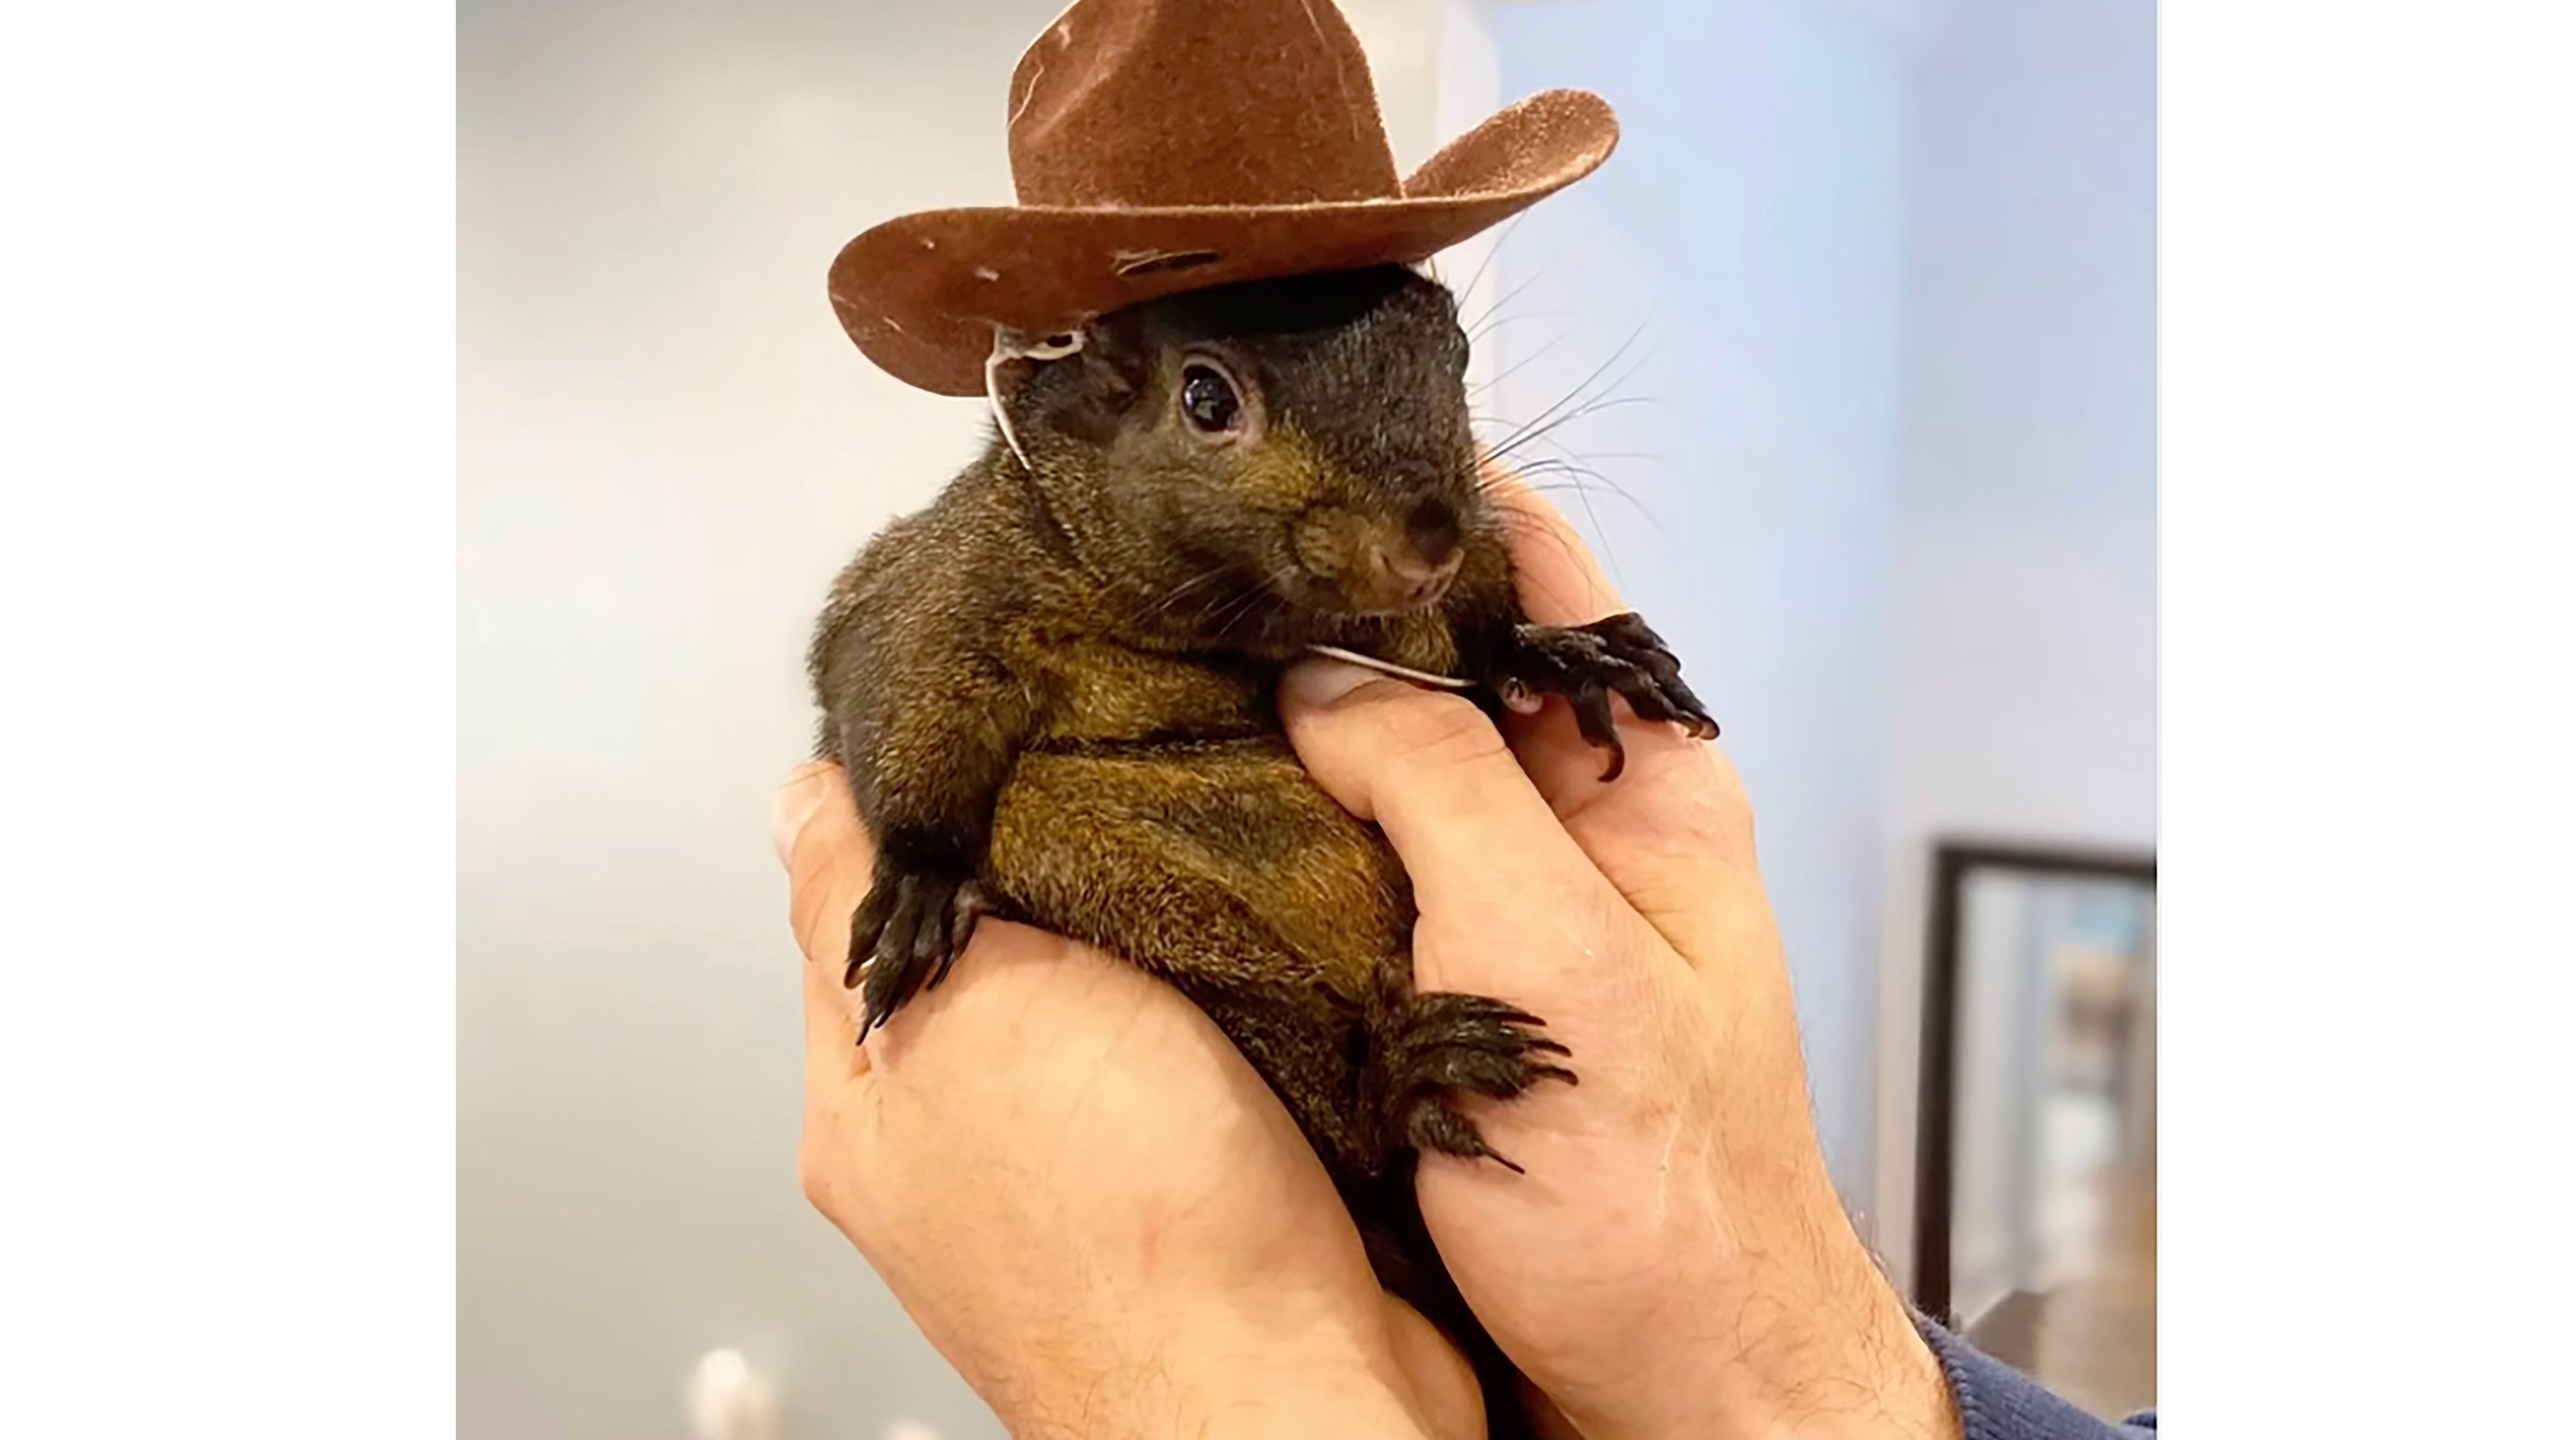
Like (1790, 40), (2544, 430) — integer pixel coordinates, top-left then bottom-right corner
(1869, 0), (2158, 1282)
(458, 2), (1452, 1435)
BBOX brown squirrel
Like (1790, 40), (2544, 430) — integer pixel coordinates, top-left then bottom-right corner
(808, 263), (1714, 1430)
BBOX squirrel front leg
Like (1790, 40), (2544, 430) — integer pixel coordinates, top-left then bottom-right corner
(817, 587), (1046, 1038)
(1383, 541), (1718, 781)
(839, 683), (1040, 1036)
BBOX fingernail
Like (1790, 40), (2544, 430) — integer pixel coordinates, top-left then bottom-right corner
(772, 762), (835, 867)
(1281, 657), (1383, 710)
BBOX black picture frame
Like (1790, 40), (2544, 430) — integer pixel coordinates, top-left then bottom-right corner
(1911, 838), (2157, 1325)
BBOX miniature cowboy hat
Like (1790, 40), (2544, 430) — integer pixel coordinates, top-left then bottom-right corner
(827, 0), (1619, 396)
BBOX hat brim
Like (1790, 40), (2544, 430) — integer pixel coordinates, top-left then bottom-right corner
(828, 89), (1619, 396)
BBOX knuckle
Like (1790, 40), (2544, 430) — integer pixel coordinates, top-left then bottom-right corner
(796, 1113), (853, 1225)
(788, 880), (833, 961)
(1683, 745), (1759, 858)
(790, 856), (866, 965)
(795, 1137), (828, 1209)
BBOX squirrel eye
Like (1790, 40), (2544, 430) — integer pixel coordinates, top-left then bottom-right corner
(1179, 364), (1241, 434)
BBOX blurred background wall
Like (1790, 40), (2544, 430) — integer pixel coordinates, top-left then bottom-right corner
(460, 1), (2154, 1434)
(1867, 0), (2156, 1285)
(1460, 0), (1923, 1225)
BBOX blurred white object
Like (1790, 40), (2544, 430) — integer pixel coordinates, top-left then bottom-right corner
(685, 1349), (778, 1440)
(882, 1421), (944, 1440)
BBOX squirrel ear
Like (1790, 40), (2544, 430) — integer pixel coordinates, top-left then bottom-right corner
(1016, 315), (1147, 449)
(1074, 313), (1151, 403)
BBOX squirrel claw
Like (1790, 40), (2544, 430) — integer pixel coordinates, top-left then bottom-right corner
(847, 864), (990, 1039)
(1498, 612), (1719, 776)
(1361, 980), (1577, 1174)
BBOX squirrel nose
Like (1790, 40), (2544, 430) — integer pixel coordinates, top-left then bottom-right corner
(1368, 499), (1464, 607)
(1405, 499), (1461, 566)
(1382, 542), (1463, 605)
(1385, 500), (1464, 604)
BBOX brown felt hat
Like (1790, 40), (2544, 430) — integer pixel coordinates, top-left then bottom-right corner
(828, 0), (1619, 396)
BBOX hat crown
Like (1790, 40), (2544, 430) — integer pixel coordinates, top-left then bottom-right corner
(1006, 0), (1403, 208)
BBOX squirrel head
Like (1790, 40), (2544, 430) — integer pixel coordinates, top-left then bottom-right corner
(1002, 266), (1492, 630)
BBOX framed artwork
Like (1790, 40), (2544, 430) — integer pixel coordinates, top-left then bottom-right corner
(1911, 840), (2156, 1417)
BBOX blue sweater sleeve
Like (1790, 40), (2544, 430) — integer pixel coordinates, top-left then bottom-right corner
(1913, 1314), (2156, 1438)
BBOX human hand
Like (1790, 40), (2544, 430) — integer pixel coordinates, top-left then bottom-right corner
(1275, 489), (1959, 1440)
(774, 763), (1483, 1440)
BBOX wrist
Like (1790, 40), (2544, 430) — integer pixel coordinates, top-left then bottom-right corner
(1561, 1194), (1957, 1440)
(1715, 1216), (1960, 1440)
(999, 1300), (1446, 1440)
(1162, 1327), (1445, 1440)
(1765, 1280), (1959, 1440)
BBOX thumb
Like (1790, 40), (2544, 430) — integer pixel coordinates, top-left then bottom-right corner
(1278, 659), (1606, 924)
(775, 762), (875, 980)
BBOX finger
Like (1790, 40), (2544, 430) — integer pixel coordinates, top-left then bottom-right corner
(779, 764), (877, 1085)
(1281, 659), (1602, 903)
(1379, 1295), (1488, 1440)
(1483, 472), (1765, 961)
(1523, 1392), (1591, 1440)
(1279, 659), (1632, 996)
(1509, 697), (1757, 875)
(1489, 475), (1725, 809)
(802, 921), (870, 1084)
(1484, 466), (1622, 627)
(773, 759), (838, 866)
(779, 763), (877, 973)
(799, 898), (875, 1238)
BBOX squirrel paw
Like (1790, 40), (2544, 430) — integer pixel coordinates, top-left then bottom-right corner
(846, 859), (993, 1040)
(1500, 612), (1717, 780)
(1364, 986), (1576, 1174)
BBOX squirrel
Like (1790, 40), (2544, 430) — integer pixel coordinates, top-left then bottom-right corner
(808, 263), (1715, 1432)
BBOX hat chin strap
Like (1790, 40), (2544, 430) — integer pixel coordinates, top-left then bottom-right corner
(985, 326), (1086, 470)
(1303, 644), (1480, 693)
